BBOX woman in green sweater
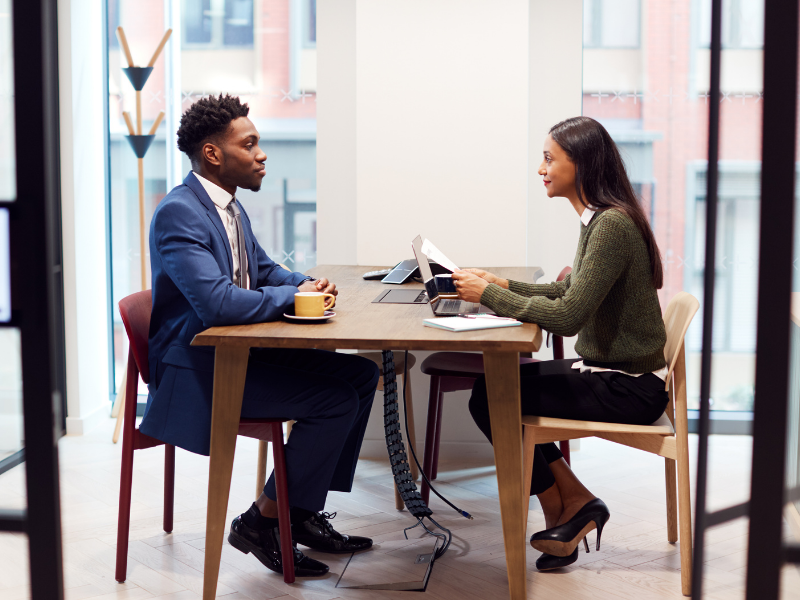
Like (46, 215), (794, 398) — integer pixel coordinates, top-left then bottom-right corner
(451, 116), (669, 571)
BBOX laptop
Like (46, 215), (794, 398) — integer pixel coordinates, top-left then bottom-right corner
(411, 235), (493, 316)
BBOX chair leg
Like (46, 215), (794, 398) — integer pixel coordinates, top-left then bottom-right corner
(115, 357), (138, 583)
(256, 440), (268, 501)
(421, 375), (441, 505)
(665, 457), (678, 543)
(674, 348), (693, 596)
(112, 376), (126, 444)
(164, 444), (175, 533)
(431, 388), (444, 480)
(559, 440), (571, 466)
(403, 370), (420, 482)
(677, 444), (693, 595)
(270, 422), (295, 584)
(522, 427), (537, 530)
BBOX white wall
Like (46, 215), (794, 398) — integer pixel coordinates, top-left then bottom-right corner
(318, 0), (583, 457)
(58, 0), (112, 435)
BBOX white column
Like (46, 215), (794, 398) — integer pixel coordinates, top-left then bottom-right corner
(316, 1), (585, 457)
(316, 0), (358, 265)
(58, 0), (112, 435)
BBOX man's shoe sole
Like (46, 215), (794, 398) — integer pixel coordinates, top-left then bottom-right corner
(228, 532), (329, 577)
(294, 538), (373, 554)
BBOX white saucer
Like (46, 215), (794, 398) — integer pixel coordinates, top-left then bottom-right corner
(283, 310), (336, 322)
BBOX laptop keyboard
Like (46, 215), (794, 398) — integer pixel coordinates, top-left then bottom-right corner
(441, 299), (461, 313)
(415, 291), (427, 303)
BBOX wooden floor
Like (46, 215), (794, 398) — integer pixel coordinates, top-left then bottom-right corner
(1, 419), (799, 600)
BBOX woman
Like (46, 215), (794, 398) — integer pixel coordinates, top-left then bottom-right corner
(451, 116), (669, 571)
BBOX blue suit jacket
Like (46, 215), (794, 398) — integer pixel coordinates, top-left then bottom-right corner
(139, 172), (309, 455)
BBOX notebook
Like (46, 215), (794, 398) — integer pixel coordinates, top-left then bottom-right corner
(423, 316), (522, 332)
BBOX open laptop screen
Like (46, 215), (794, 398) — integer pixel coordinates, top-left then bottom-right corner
(411, 235), (440, 312)
(411, 235), (434, 282)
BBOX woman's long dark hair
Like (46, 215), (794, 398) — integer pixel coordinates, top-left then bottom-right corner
(549, 116), (663, 289)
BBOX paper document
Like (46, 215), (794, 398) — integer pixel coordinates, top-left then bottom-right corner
(423, 316), (522, 332)
(421, 239), (459, 272)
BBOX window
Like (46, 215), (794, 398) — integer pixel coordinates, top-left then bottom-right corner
(183, 0), (254, 48)
(583, 0), (641, 49)
(583, 0), (764, 412)
(305, 0), (316, 47)
(107, 0), (316, 396)
(700, 0), (764, 49)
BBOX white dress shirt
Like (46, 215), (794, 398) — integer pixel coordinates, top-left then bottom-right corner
(193, 172), (249, 290)
(570, 205), (669, 382)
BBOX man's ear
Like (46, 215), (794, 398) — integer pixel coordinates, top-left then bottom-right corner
(201, 142), (223, 167)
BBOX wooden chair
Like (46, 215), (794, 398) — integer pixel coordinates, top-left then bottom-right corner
(115, 290), (296, 584)
(521, 291), (699, 596)
(418, 266), (573, 505)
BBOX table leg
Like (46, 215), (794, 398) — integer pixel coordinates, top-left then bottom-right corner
(203, 346), (250, 600)
(483, 351), (526, 600)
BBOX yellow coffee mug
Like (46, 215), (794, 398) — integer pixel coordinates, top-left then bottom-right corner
(294, 292), (336, 317)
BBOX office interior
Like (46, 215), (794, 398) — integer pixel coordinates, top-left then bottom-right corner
(1, 0), (799, 598)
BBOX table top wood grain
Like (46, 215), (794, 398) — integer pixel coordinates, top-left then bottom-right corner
(192, 265), (543, 353)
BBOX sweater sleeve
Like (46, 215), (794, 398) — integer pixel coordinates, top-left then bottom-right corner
(507, 273), (571, 299)
(479, 215), (631, 336)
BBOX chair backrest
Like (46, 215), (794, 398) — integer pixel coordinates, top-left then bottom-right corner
(118, 290), (153, 384)
(662, 291), (700, 391)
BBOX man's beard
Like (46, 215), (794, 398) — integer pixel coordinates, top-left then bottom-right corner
(248, 183), (262, 192)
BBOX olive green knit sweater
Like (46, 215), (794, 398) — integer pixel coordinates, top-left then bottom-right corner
(480, 208), (667, 373)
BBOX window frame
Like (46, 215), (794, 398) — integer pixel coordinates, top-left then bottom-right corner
(181, 0), (256, 50)
(583, 0), (642, 50)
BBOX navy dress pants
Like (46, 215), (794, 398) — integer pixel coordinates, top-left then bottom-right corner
(239, 348), (380, 512)
(468, 358), (669, 496)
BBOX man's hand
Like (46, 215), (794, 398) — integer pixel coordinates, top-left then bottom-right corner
(297, 278), (338, 307)
(313, 277), (338, 297)
(462, 268), (509, 289)
(451, 270), (490, 303)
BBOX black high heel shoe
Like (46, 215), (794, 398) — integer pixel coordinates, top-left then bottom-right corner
(529, 498), (610, 557)
(535, 538), (590, 571)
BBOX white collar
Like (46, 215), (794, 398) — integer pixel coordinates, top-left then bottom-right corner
(580, 206), (596, 226)
(193, 171), (235, 210)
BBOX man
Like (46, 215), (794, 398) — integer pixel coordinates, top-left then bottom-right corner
(141, 94), (380, 577)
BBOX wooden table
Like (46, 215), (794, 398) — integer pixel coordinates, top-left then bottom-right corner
(192, 265), (543, 600)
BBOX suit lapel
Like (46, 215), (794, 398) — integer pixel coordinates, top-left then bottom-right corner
(184, 172), (234, 277)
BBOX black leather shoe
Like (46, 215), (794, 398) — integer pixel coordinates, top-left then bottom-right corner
(534, 537), (589, 571)
(292, 511), (373, 554)
(228, 515), (329, 577)
(529, 498), (610, 557)
(536, 548), (578, 571)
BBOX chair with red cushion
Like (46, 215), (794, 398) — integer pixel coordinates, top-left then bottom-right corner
(419, 267), (573, 504)
(115, 290), (296, 584)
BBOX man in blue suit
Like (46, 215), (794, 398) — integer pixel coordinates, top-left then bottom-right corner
(141, 94), (380, 577)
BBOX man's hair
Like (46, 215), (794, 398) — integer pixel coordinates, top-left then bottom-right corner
(176, 94), (250, 164)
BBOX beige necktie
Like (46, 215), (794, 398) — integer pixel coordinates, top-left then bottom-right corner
(225, 200), (248, 288)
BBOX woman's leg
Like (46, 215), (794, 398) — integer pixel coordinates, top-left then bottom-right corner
(469, 359), (668, 526)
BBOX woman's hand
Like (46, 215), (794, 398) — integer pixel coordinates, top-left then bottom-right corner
(452, 270), (490, 303)
(462, 268), (509, 289)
